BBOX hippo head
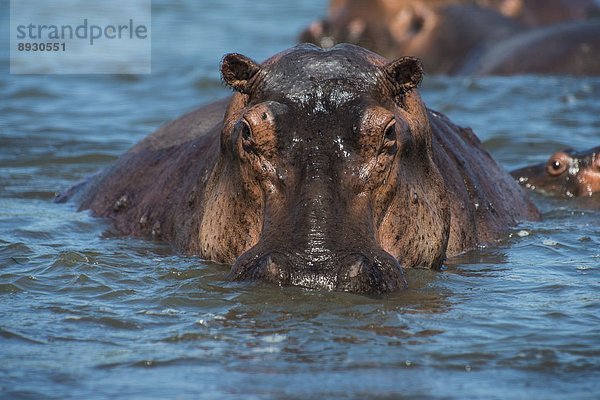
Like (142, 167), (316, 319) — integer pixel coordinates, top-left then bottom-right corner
(200, 44), (450, 294)
(511, 146), (600, 197)
(299, 0), (438, 60)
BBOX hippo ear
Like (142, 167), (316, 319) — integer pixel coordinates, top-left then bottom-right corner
(221, 53), (261, 94)
(383, 56), (423, 95)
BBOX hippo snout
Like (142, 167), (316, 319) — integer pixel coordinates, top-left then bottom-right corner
(229, 249), (407, 295)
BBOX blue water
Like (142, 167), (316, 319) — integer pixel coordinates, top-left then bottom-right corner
(1, 1), (599, 399)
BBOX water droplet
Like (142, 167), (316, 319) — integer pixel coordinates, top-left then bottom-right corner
(113, 194), (128, 212)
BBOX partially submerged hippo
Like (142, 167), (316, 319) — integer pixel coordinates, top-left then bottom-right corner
(300, 2), (522, 74)
(62, 44), (539, 294)
(511, 146), (600, 197)
(462, 22), (600, 76)
(300, 0), (600, 75)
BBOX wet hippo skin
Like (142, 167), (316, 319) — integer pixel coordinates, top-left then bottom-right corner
(61, 44), (539, 294)
(511, 146), (600, 198)
(461, 22), (600, 76)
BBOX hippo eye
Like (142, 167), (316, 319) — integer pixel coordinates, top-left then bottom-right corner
(546, 157), (568, 176)
(384, 120), (396, 142)
(380, 120), (398, 155)
(410, 15), (425, 35)
(240, 120), (252, 141)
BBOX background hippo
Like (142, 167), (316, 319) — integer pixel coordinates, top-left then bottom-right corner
(300, 1), (523, 74)
(511, 146), (600, 198)
(460, 22), (600, 76)
(63, 44), (539, 294)
(300, 0), (600, 75)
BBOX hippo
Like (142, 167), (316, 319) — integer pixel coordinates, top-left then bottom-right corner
(300, 0), (600, 75)
(462, 22), (600, 76)
(300, 2), (523, 74)
(511, 146), (600, 198)
(61, 44), (539, 294)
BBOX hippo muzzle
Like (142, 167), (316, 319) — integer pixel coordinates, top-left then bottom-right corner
(228, 159), (408, 294)
(231, 250), (406, 294)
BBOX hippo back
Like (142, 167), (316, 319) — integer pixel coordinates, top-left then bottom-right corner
(467, 22), (600, 76)
(67, 100), (227, 254)
(428, 109), (538, 255)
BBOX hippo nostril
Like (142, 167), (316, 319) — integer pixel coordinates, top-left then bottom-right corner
(263, 253), (292, 284)
(337, 253), (407, 294)
(346, 255), (368, 279)
(230, 251), (292, 285)
(264, 254), (278, 276)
